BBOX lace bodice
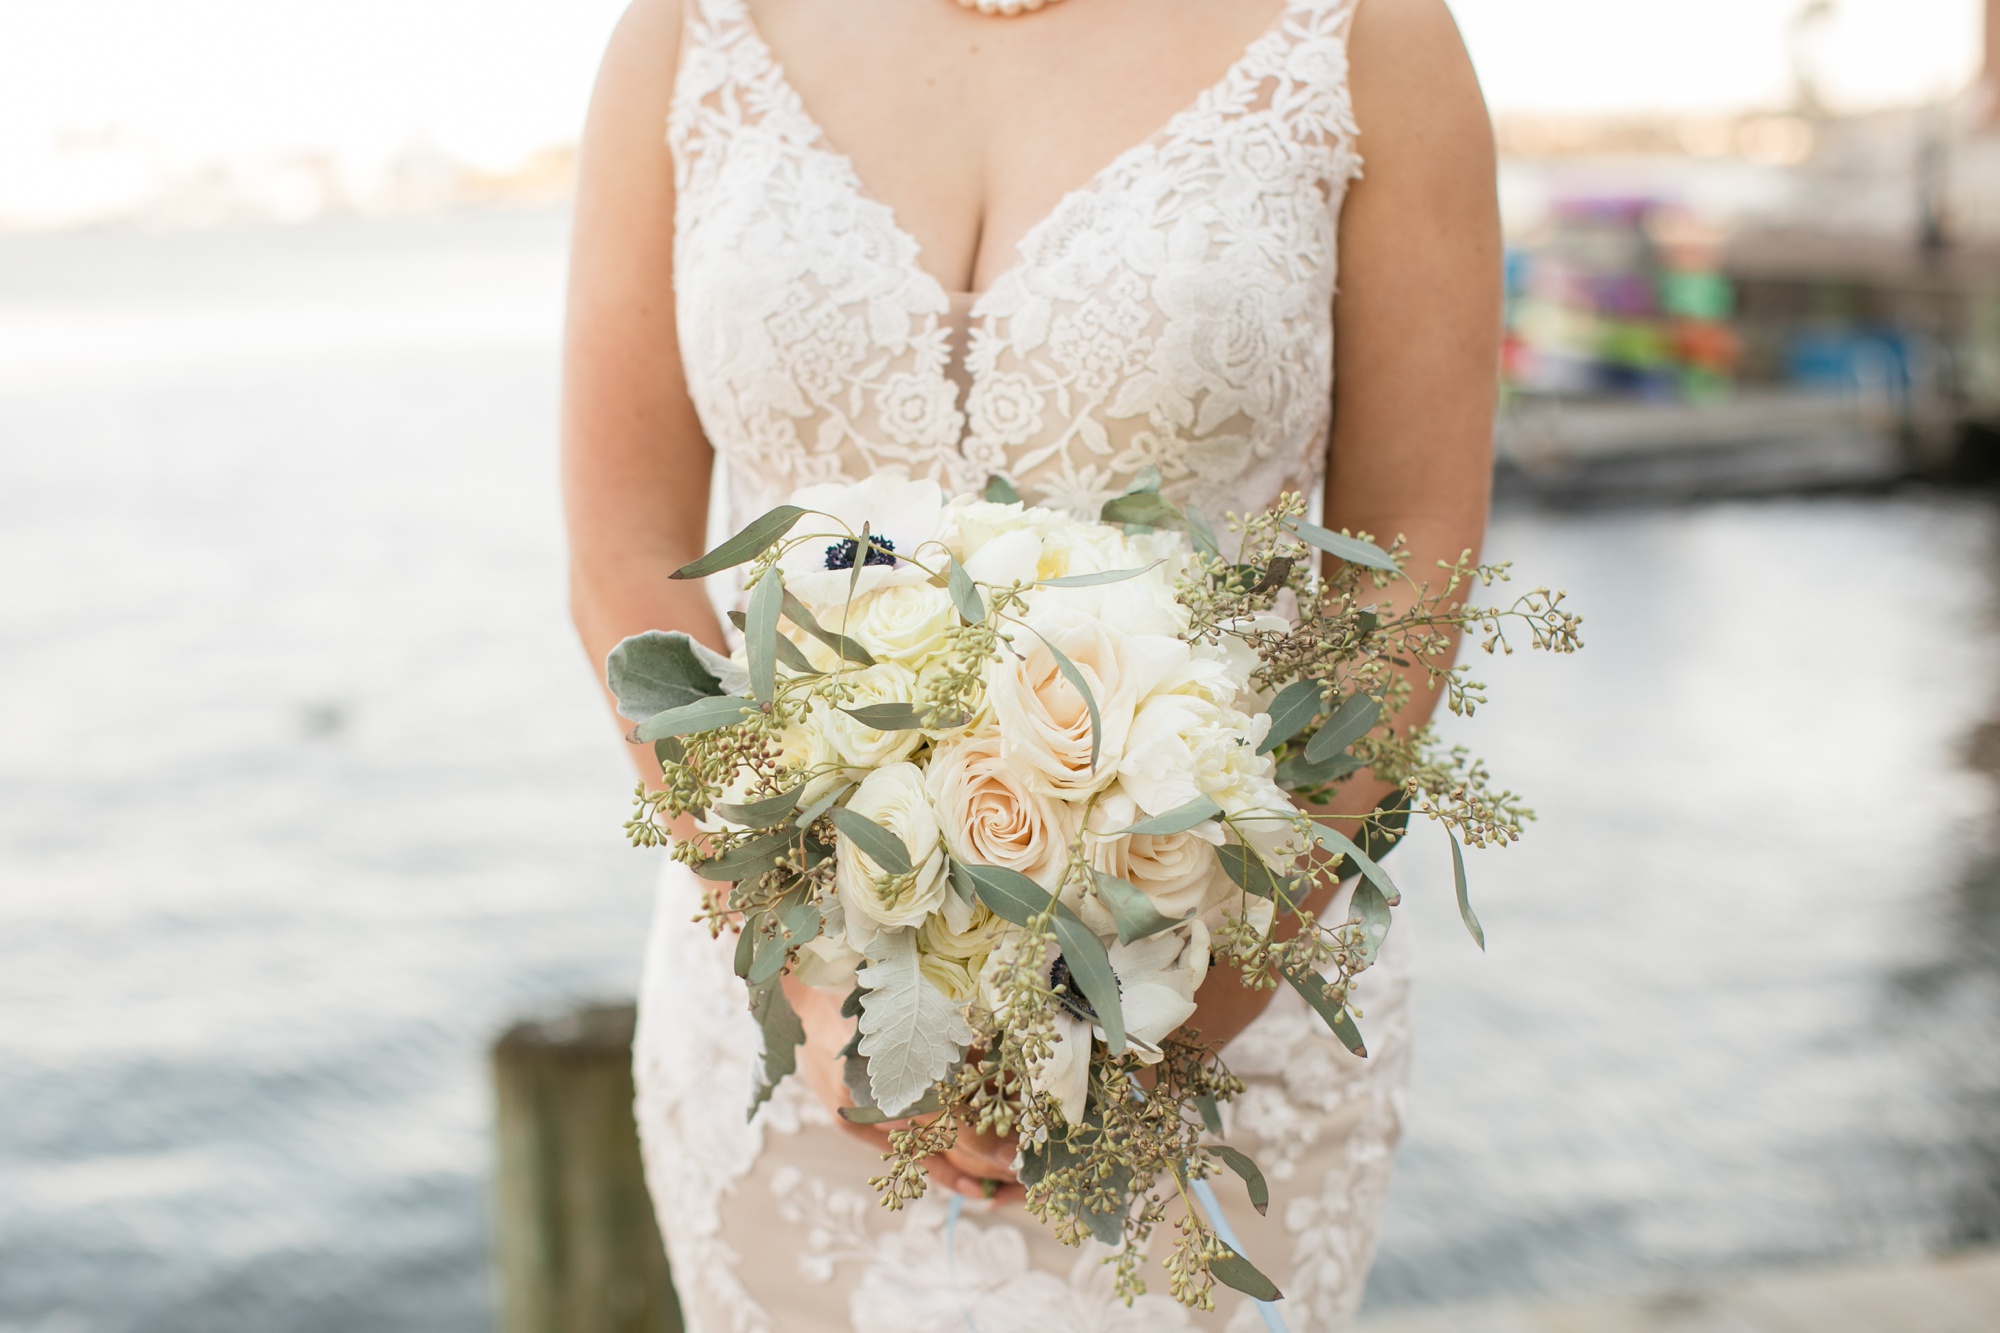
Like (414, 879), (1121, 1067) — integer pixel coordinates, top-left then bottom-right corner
(668, 0), (1363, 526)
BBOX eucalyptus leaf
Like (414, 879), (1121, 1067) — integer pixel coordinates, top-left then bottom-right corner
(1283, 968), (1368, 1058)
(770, 633), (819, 676)
(856, 931), (973, 1116)
(776, 886), (822, 945)
(1210, 1247), (1283, 1302)
(1451, 829), (1485, 951)
(1210, 1145), (1270, 1216)
(959, 861), (1054, 927)
(1306, 823), (1401, 906)
(631, 694), (756, 743)
(605, 630), (723, 721)
(746, 977), (806, 1119)
(1035, 631), (1102, 771)
(794, 784), (850, 830)
(780, 590), (876, 665)
(1051, 913), (1126, 1055)
(1194, 1093), (1223, 1136)
(745, 565), (782, 702)
(747, 926), (789, 987)
(1257, 678), (1324, 755)
(1303, 692), (1380, 764)
(946, 557), (984, 625)
(839, 703), (934, 732)
(733, 919), (757, 980)
(1283, 518), (1399, 573)
(1036, 563), (1162, 589)
(828, 806), (914, 876)
(1091, 870), (1183, 945)
(1276, 750), (1366, 790)
(1216, 845), (1292, 900)
(983, 474), (1022, 505)
(1099, 491), (1187, 531)
(698, 829), (800, 882)
(1112, 795), (1223, 837)
(713, 785), (806, 829)
(1349, 881), (1392, 967)
(673, 505), (807, 581)
(1184, 503), (1222, 559)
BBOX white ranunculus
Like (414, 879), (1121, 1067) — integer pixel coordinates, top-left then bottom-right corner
(775, 472), (946, 612)
(989, 610), (1189, 801)
(819, 663), (924, 769)
(926, 731), (1079, 891)
(1084, 789), (1224, 919)
(835, 763), (950, 950)
(916, 905), (1008, 1003)
(845, 582), (958, 669)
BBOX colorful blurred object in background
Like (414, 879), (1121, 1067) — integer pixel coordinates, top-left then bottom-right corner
(1505, 197), (1743, 402)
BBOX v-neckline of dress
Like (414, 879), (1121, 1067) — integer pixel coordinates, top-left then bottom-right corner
(719, 0), (1303, 313)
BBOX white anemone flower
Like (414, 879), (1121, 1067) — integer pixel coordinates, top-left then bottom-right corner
(775, 472), (946, 612)
(1032, 919), (1211, 1126)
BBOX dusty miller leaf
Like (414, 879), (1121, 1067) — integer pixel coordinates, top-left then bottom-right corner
(605, 630), (723, 721)
(746, 978), (806, 1120)
(856, 931), (972, 1117)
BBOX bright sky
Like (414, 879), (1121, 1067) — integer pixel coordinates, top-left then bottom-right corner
(0, 0), (1982, 201)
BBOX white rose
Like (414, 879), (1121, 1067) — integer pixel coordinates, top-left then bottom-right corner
(990, 610), (1191, 801)
(926, 731), (1079, 890)
(835, 763), (950, 949)
(820, 663), (924, 769)
(847, 582), (958, 668)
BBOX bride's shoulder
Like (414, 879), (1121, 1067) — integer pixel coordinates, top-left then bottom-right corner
(594, 0), (688, 107)
(1346, 0), (1493, 178)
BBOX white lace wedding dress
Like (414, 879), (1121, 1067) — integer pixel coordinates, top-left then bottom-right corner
(633, 0), (1413, 1328)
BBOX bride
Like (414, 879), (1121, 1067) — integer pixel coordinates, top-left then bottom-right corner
(563, 0), (1497, 1327)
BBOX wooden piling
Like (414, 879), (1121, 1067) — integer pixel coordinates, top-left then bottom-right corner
(492, 1002), (682, 1333)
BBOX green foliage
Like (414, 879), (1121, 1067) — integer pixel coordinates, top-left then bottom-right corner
(605, 630), (723, 721)
(672, 504), (806, 580)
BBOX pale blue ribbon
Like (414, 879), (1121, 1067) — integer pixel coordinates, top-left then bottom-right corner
(1191, 1176), (1291, 1333)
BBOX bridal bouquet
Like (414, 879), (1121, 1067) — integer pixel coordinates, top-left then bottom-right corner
(611, 471), (1578, 1308)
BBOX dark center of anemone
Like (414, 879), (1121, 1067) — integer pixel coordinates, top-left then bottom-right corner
(823, 533), (898, 571)
(1048, 952), (1121, 1023)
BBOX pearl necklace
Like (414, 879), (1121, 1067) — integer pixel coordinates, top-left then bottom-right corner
(956, 0), (1065, 14)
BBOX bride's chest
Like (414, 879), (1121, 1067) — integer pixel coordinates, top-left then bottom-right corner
(668, 0), (1362, 519)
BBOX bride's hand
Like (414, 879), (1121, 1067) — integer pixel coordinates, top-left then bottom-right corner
(784, 974), (1025, 1204)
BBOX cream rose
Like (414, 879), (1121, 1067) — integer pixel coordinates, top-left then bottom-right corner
(835, 763), (950, 949)
(820, 663), (924, 769)
(846, 582), (957, 668)
(1084, 790), (1223, 920)
(989, 610), (1189, 801)
(926, 731), (1079, 890)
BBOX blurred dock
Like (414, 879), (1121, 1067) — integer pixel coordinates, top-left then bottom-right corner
(1358, 1247), (2000, 1333)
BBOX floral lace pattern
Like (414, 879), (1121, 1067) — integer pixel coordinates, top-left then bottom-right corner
(668, 0), (1363, 526)
(638, 2), (1408, 1327)
(635, 867), (1410, 1333)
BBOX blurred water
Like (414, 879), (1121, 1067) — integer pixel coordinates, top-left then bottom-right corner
(1, 211), (1997, 1331)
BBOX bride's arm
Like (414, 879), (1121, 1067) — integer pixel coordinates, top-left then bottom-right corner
(563, 0), (1016, 1199)
(563, 0), (725, 786)
(1188, 0), (1502, 1052)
